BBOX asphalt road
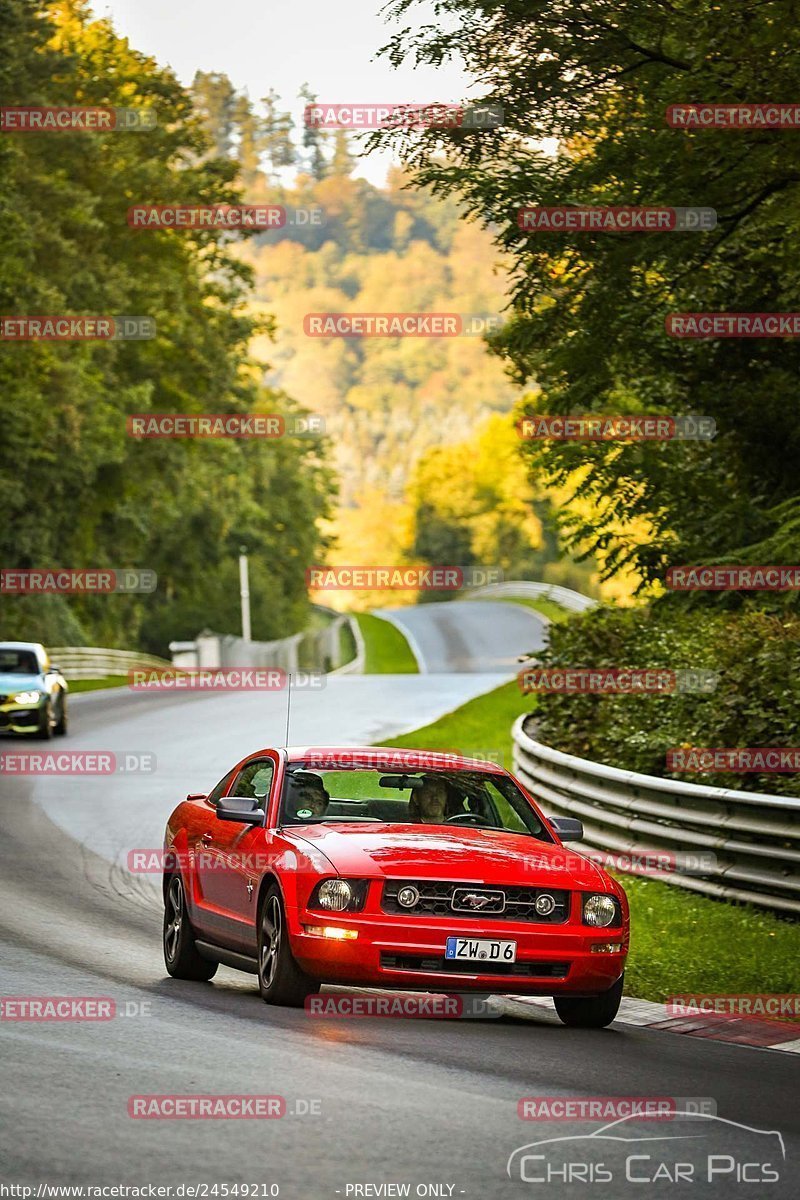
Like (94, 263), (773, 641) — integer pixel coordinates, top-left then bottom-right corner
(378, 599), (547, 673)
(0, 600), (797, 1198)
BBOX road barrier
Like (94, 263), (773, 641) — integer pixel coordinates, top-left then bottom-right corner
(169, 612), (361, 675)
(463, 580), (597, 612)
(512, 715), (800, 915)
(47, 645), (173, 679)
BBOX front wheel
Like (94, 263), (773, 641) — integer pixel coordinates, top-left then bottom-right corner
(37, 702), (53, 739)
(554, 974), (624, 1029)
(54, 694), (68, 736)
(163, 874), (217, 981)
(258, 885), (319, 1007)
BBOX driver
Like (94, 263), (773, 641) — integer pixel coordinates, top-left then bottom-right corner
(409, 775), (448, 824)
(286, 772), (330, 821)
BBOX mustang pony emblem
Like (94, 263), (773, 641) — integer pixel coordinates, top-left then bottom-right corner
(452, 888), (505, 912)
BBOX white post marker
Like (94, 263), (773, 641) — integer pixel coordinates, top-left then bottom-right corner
(239, 549), (251, 642)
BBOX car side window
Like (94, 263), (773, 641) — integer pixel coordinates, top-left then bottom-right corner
(230, 759), (275, 811)
(206, 769), (236, 808)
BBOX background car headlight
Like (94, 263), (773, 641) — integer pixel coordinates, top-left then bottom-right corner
(582, 893), (619, 927)
(13, 691), (41, 705)
(310, 879), (368, 913)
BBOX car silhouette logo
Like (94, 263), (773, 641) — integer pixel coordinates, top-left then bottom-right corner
(451, 888), (505, 913)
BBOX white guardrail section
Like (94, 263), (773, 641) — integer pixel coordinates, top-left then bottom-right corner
(50, 615), (363, 681)
(512, 715), (800, 915)
(463, 580), (598, 612)
(48, 646), (173, 679)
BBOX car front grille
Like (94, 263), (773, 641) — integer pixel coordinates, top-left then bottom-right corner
(380, 953), (570, 978)
(382, 879), (570, 923)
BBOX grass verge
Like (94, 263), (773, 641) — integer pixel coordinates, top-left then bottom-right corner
(354, 612), (419, 674)
(374, 678), (800, 1001)
(67, 676), (129, 693)
(489, 594), (572, 624)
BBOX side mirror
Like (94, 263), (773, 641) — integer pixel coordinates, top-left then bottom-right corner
(186, 793), (207, 802)
(217, 795), (263, 825)
(550, 816), (584, 841)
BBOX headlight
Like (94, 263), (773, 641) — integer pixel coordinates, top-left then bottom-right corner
(582, 893), (619, 927)
(13, 691), (41, 705)
(310, 879), (368, 913)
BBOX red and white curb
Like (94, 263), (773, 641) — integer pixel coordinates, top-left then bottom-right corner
(499, 994), (800, 1053)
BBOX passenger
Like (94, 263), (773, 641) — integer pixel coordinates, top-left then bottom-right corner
(286, 773), (330, 821)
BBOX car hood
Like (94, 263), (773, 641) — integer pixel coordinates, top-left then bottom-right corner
(286, 823), (607, 889)
(0, 674), (43, 692)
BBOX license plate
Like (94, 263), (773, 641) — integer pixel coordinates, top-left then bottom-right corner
(445, 936), (517, 963)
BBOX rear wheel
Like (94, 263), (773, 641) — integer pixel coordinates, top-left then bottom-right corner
(258, 885), (319, 1007)
(554, 974), (624, 1029)
(163, 874), (217, 981)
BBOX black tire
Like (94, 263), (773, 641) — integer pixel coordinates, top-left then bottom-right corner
(257, 884), (319, 1007)
(54, 694), (68, 736)
(163, 874), (218, 981)
(37, 701), (53, 739)
(554, 973), (624, 1029)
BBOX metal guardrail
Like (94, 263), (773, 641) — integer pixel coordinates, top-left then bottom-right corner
(48, 645), (173, 680)
(464, 580), (597, 612)
(512, 715), (800, 915)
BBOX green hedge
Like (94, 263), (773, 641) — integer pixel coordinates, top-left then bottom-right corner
(532, 604), (800, 796)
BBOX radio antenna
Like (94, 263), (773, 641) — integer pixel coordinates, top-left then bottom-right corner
(284, 671), (292, 747)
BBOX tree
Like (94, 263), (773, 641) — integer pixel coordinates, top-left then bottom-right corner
(298, 83), (329, 181)
(0, 1), (334, 651)
(191, 70), (237, 159)
(261, 88), (295, 179)
(369, 0), (800, 600)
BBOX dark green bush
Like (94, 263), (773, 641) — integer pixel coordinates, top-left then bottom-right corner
(532, 604), (800, 796)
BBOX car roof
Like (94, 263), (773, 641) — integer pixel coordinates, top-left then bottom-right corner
(281, 746), (505, 774)
(0, 642), (46, 653)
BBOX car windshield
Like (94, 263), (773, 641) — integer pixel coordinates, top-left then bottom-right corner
(0, 649), (38, 675)
(279, 766), (553, 841)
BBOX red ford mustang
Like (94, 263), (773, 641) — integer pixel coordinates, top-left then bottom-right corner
(163, 747), (629, 1027)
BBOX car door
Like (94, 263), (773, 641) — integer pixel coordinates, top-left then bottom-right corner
(195, 754), (278, 951)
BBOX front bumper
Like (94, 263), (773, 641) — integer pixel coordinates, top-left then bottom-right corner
(288, 906), (628, 996)
(0, 700), (44, 735)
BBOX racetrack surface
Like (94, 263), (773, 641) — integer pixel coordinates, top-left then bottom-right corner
(0, 601), (797, 1197)
(377, 599), (547, 673)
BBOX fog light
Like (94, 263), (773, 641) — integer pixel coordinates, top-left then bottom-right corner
(590, 943), (624, 954)
(535, 893), (556, 916)
(397, 885), (420, 908)
(303, 925), (358, 940)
